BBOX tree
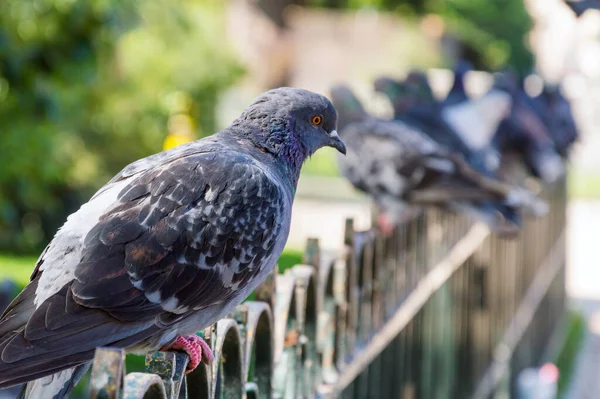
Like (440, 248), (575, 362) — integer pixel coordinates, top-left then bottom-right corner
(0, 0), (243, 253)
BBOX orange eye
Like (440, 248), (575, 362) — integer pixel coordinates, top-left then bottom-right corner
(311, 115), (323, 126)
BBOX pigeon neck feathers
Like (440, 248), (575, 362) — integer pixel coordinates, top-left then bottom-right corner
(229, 115), (306, 186)
(229, 87), (342, 187)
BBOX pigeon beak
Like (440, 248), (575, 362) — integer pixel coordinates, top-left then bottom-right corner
(327, 130), (346, 155)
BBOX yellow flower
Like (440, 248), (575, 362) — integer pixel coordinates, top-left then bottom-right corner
(163, 133), (193, 151)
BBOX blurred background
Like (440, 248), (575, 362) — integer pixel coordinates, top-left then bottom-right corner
(0, 0), (599, 397)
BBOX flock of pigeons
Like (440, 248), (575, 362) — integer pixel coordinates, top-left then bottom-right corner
(332, 63), (578, 236)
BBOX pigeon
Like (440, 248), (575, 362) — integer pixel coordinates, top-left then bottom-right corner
(565, 0), (600, 17)
(389, 72), (548, 221)
(492, 73), (565, 184)
(531, 84), (578, 157)
(331, 84), (542, 236)
(442, 60), (472, 107)
(374, 72), (503, 174)
(373, 74), (474, 162)
(0, 88), (346, 399)
(442, 93), (511, 173)
(437, 63), (512, 172)
(382, 67), (510, 173)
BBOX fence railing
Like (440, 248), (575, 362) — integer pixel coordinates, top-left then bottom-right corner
(88, 178), (567, 399)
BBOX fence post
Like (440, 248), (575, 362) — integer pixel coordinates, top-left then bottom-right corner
(90, 347), (125, 399)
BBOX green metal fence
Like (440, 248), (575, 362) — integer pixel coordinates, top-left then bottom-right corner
(88, 178), (567, 398)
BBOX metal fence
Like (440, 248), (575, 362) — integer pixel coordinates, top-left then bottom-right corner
(88, 178), (567, 399)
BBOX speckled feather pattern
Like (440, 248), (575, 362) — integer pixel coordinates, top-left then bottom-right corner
(0, 87), (343, 398)
(331, 85), (531, 229)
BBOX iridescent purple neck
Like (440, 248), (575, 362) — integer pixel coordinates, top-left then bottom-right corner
(231, 115), (307, 187)
(278, 131), (305, 185)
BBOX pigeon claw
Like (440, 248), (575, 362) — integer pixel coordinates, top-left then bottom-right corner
(164, 335), (214, 373)
(377, 213), (395, 237)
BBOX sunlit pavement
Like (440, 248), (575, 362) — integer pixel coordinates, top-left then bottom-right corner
(567, 201), (600, 301)
(561, 201), (600, 398)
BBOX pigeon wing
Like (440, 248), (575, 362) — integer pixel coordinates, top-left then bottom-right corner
(0, 149), (286, 387)
(340, 119), (512, 203)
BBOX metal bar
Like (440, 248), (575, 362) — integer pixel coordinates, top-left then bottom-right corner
(89, 347), (125, 399)
(471, 230), (567, 399)
(321, 223), (490, 396)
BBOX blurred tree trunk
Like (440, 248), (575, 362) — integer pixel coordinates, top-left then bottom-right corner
(255, 0), (304, 28)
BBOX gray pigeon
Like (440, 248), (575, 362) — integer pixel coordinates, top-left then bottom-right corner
(331, 84), (541, 235)
(0, 88), (345, 398)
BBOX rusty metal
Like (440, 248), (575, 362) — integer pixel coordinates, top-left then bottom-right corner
(89, 347), (125, 399)
(231, 301), (273, 399)
(143, 351), (187, 399)
(123, 372), (167, 399)
(272, 271), (299, 398)
(88, 179), (567, 399)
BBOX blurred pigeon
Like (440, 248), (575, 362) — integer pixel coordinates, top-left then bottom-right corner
(441, 90), (511, 171)
(331, 84), (543, 236)
(438, 63), (512, 172)
(374, 74), (474, 162)
(373, 72), (523, 231)
(530, 84), (579, 157)
(565, 0), (600, 16)
(0, 88), (345, 398)
(374, 72), (504, 174)
(493, 73), (565, 184)
(442, 60), (472, 107)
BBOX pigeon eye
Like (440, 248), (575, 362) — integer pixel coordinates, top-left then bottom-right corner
(311, 115), (323, 126)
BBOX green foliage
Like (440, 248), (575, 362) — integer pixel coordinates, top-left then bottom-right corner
(425, 0), (534, 73)
(0, 253), (37, 285)
(569, 170), (600, 199)
(0, 0), (243, 253)
(277, 248), (303, 273)
(554, 311), (586, 395)
(302, 148), (340, 178)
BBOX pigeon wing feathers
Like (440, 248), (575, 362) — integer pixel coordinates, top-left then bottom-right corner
(344, 119), (511, 197)
(0, 149), (286, 387)
(339, 119), (440, 198)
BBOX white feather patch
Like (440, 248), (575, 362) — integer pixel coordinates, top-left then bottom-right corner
(442, 90), (512, 150)
(204, 186), (218, 202)
(23, 368), (74, 399)
(34, 180), (130, 307)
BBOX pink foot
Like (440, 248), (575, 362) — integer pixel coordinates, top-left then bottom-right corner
(163, 335), (214, 373)
(377, 213), (395, 237)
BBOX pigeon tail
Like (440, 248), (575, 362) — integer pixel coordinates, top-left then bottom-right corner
(536, 151), (565, 184)
(17, 364), (89, 399)
(505, 187), (549, 217)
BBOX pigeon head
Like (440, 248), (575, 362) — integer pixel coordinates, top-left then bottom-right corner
(232, 87), (345, 173)
(373, 77), (404, 100)
(405, 70), (436, 105)
(373, 77), (415, 115)
(330, 85), (367, 131)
